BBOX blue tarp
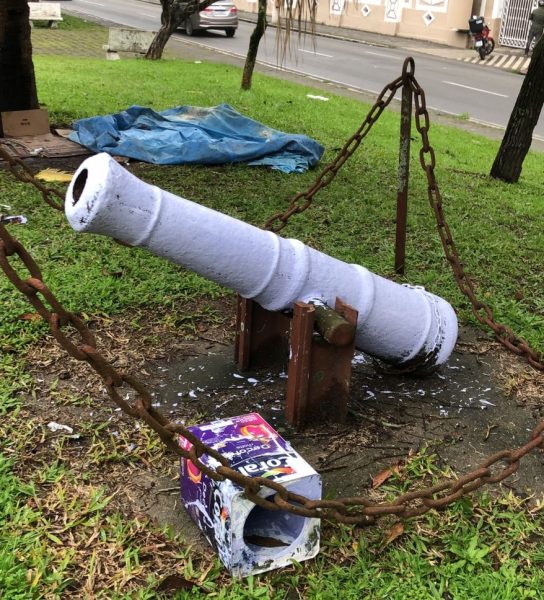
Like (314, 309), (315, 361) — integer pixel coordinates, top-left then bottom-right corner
(69, 104), (324, 174)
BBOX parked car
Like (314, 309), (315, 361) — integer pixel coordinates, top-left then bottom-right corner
(180, 1), (238, 37)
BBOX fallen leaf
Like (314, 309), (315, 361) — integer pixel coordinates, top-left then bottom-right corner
(18, 312), (41, 321)
(36, 168), (73, 183)
(383, 521), (404, 547)
(372, 462), (401, 488)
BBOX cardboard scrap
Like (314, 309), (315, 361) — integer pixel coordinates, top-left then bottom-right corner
(1, 109), (50, 137)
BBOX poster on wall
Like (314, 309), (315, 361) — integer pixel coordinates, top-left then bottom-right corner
(384, 0), (402, 22)
(330, 0), (346, 15)
(415, 0), (448, 13)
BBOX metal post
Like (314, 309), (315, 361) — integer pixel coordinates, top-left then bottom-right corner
(395, 78), (413, 275)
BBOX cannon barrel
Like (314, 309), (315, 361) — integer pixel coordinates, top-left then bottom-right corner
(65, 153), (457, 372)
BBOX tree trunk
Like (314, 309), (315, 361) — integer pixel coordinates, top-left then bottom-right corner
(490, 36), (544, 183)
(146, 0), (186, 60)
(146, 22), (178, 59)
(146, 0), (215, 60)
(241, 0), (267, 90)
(0, 0), (39, 124)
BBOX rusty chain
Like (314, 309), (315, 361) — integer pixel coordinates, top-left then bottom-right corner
(0, 142), (64, 212)
(0, 61), (542, 524)
(262, 57), (543, 372)
(407, 74), (544, 372)
(263, 74), (404, 233)
(0, 61), (541, 370)
(1, 220), (543, 524)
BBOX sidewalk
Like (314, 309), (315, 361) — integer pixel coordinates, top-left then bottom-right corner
(237, 10), (531, 73)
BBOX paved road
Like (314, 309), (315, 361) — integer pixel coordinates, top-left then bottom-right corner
(66, 0), (544, 141)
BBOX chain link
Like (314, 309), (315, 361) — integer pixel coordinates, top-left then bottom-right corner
(262, 75), (404, 233)
(0, 142), (64, 212)
(1, 62), (542, 524)
(407, 73), (543, 371)
(1, 221), (542, 525)
(260, 61), (542, 372)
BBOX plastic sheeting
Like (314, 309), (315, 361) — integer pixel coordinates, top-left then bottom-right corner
(69, 104), (324, 173)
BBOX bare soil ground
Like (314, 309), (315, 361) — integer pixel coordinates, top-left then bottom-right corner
(17, 295), (544, 551)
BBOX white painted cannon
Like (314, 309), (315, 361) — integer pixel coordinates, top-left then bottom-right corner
(65, 153), (458, 372)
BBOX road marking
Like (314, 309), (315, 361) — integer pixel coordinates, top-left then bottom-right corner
(503, 55), (517, 69)
(298, 48), (333, 58)
(365, 50), (395, 58)
(195, 41), (388, 97)
(443, 80), (508, 98)
(459, 53), (530, 71)
(79, 1), (105, 5)
(494, 55), (509, 68)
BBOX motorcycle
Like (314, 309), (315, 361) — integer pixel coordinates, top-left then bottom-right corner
(469, 16), (495, 60)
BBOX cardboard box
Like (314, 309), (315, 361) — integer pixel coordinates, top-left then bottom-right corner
(179, 413), (321, 577)
(1, 109), (50, 137)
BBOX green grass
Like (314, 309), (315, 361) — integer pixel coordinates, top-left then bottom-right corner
(1, 15), (543, 599)
(0, 440), (542, 599)
(0, 448), (188, 598)
(0, 455), (35, 597)
(31, 54), (544, 347)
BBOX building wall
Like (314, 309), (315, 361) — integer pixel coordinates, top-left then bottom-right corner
(241, 0), (503, 48)
(479, 0), (505, 43)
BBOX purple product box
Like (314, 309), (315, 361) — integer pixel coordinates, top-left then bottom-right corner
(179, 413), (321, 577)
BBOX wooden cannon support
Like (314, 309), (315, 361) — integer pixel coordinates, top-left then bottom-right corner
(234, 296), (358, 430)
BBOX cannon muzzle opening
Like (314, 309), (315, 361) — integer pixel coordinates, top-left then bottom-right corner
(71, 168), (88, 206)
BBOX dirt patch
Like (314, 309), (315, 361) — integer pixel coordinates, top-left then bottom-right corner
(16, 297), (544, 554)
(148, 321), (544, 496)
